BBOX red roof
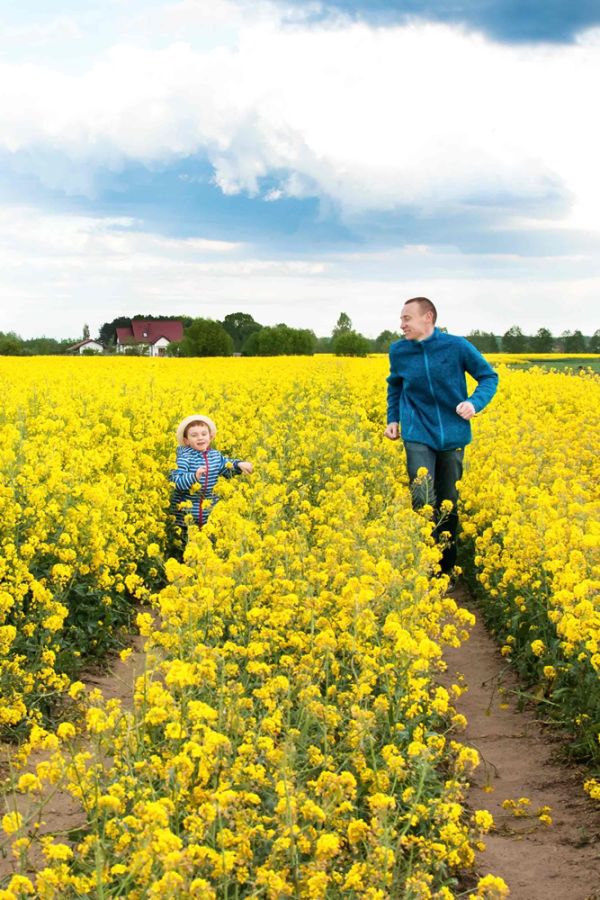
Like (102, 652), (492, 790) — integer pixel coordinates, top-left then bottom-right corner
(116, 320), (184, 345)
(116, 326), (134, 343)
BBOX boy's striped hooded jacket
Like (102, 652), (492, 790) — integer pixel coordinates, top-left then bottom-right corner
(170, 446), (242, 527)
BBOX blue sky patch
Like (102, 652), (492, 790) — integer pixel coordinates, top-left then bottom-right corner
(279, 0), (600, 43)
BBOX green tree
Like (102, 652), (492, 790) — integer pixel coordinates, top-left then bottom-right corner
(0, 332), (23, 355)
(332, 330), (371, 357)
(589, 329), (600, 353)
(465, 330), (499, 353)
(501, 325), (528, 353)
(165, 341), (183, 357)
(562, 329), (586, 352)
(180, 319), (234, 357)
(332, 312), (352, 340)
(287, 328), (317, 355)
(22, 337), (71, 355)
(242, 325), (315, 356)
(315, 336), (333, 354)
(373, 330), (401, 353)
(531, 327), (554, 353)
(221, 312), (262, 352)
(83, 323), (90, 340)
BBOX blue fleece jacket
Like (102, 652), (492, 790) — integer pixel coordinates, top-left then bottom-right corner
(386, 328), (499, 451)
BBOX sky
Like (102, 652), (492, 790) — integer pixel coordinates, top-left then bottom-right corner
(1, 0), (599, 341)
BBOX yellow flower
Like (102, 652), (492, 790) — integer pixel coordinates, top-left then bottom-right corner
(57, 721), (77, 741)
(473, 809), (494, 833)
(6, 875), (35, 896)
(68, 681), (86, 699)
(530, 639), (545, 657)
(470, 874), (510, 898)
(17, 773), (41, 793)
(2, 812), (23, 835)
(42, 841), (74, 862)
(315, 833), (341, 859)
(347, 819), (369, 845)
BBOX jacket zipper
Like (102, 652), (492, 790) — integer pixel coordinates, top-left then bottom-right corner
(422, 345), (445, 447)
(198, 450), (210, 527)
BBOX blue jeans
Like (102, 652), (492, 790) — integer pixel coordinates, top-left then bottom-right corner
(403, 441), (464, 574)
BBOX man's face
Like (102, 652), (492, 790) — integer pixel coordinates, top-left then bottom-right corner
(400, 303), (434, 341)
(184, 423), (212, 451)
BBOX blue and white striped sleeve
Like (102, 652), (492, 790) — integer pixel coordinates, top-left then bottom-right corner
(170, 447), (198, 490)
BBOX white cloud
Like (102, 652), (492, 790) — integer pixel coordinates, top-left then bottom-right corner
(0, 15), (83, 48)
(0, 18), (598, 227)
(1, 206), (598, 341)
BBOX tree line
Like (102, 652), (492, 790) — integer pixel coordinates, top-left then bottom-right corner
(466, 325), (600, 354)
(1, 314), (599, 357)
(103, 312), (394, 357)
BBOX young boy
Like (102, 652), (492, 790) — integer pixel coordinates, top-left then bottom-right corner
(170, 414), (253, 531)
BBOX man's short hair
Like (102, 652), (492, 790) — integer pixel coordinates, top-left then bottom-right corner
(405, 297), (437, 323)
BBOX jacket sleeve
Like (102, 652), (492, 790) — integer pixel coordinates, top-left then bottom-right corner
(386, 348), (403, 423)
(170, 448), (198, 490)
(462, 341), (499, 412)
(217, 453), (242, 479)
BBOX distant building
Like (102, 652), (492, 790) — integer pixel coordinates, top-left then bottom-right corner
(115, 320), (184, 356)
(67, 339), (104, 354)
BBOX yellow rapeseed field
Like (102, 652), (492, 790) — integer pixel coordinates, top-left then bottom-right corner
(1, 353), (598, 897)
(459, 361), (600, 793)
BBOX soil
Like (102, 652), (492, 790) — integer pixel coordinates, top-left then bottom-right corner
(0, 635), (147, 881)
(2, 590), (600, 898)
(443, 584), (600, 900)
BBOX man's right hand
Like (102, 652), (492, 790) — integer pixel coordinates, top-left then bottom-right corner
(384, 422), (399, 440)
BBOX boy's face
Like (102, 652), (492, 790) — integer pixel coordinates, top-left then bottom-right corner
(184, 422), (212, 452)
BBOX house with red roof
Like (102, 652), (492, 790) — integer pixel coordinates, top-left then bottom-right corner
(115, 320), (184, 356)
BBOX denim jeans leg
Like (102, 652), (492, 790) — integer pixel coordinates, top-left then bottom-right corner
(432, 448), (464, 573)
(404, 441), (464, 574)
(403, 441), (437, 510)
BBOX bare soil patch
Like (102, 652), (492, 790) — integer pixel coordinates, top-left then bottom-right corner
(444, 584), (600, 900)
(0, 634), (147, 882)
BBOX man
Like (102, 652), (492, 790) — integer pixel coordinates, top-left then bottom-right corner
(384, 297), (498, 581)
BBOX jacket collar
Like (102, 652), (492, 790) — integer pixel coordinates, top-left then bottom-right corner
(413, 326), (439, 345)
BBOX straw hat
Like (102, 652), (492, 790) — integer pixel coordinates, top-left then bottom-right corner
(176, 414), (217, 445)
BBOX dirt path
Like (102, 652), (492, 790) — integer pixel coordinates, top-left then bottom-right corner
(444, 584), (600, 900)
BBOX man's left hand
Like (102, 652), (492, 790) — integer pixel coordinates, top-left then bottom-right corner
(456, 401), (476, 420)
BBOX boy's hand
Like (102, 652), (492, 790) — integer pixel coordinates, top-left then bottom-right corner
(384, 422), (399, 440)
(238, 461), (253, 474)
(195, 466), (207, 480)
